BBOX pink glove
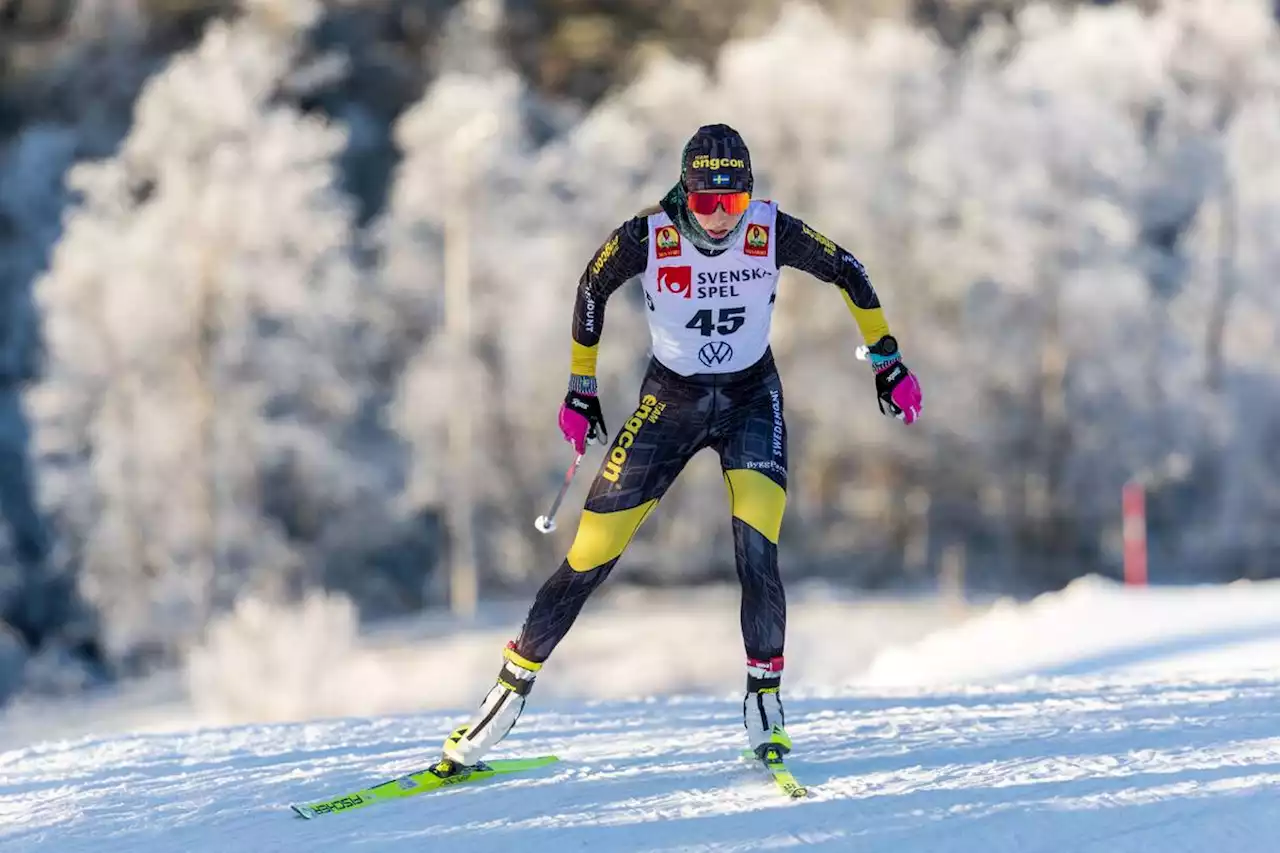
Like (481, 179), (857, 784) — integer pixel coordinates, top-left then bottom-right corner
(865, 337), (923, 425)
(877, 364), (923, 424)
(560, 388), (607, 454)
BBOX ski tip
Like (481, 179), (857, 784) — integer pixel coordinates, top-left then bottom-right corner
(789, 786), (810, 799)
(290, 804), (315, 820)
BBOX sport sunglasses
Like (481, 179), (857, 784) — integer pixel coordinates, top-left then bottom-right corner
(687, 191), (751, 216)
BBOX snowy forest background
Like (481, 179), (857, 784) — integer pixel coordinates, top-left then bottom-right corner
(0, 0), (1277, 705)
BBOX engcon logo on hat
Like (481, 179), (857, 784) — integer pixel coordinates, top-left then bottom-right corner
(690, 156), (746, 170)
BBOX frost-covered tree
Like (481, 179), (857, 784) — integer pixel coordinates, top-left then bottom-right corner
(383, 0), (1280, 596)
(25, 0), (401, 670)
(893, 3), (1167, 585)
(380, 0), (600, 597)
(856, 0), (1280, 585)
(0, 7), (153, 683)
(1174, 7), (1280, 577)
(3, 0), (1274, 690)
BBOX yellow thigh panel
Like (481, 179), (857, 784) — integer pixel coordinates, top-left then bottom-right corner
(724, 469), (787, 544)
(566, 499), (658, 572)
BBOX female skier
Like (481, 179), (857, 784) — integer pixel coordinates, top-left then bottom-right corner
(437, 124), (923, 772)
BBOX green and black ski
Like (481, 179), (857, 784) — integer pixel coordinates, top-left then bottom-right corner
(290, 755), (560, 819)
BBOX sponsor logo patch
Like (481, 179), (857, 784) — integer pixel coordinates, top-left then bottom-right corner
(744, 223), (770, 257)
(770, 389), (784, 459)
(657, 265), (693, 299)
(697, 268), (772, 284)
(699, 341), (734, 367)
(590, 234), (620, 276)
(311, 795), (365, 815)
(655, 225), (682, 259)
(691, 155), (745, 170)
(842, 252), (868, 278)
(802, 224), (836, 256)
(603, 395), (664, 483)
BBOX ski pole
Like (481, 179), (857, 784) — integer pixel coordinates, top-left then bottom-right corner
(534, 453), (584, 533)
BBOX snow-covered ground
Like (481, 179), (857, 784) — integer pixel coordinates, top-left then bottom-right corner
(2, 577), (1279, 851)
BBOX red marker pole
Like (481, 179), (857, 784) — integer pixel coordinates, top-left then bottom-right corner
(1122, 480), (1148, 586)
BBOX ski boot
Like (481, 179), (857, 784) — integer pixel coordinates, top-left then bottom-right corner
(743, 655), (791, 760)
(436, 641), (541, 777)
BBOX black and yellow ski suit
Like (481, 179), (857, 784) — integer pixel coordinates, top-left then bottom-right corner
(513, 198), (895, 665)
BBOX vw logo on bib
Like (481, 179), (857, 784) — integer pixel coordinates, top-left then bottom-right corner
(699, 341), (734, 367)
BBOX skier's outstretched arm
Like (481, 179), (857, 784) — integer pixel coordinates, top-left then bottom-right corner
(559, 216), (649, 452)
(775, 210), (923, 424)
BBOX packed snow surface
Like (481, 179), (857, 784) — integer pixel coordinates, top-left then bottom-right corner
(2, 577), (1278, 851)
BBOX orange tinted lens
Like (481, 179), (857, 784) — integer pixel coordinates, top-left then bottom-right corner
(688, 192), (750, 215)
(719, 192), (751, 215)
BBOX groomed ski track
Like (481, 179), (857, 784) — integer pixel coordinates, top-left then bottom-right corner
(3, 674), (1279, 852)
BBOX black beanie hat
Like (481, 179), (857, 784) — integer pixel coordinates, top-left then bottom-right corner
(680, 124), (753, 194)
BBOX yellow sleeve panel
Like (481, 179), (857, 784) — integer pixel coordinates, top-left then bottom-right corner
(571, 341), (600, 377)
(724, 469), (787, 544)
(566, 499), (658, 572)
(840, 292), (891, 346)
